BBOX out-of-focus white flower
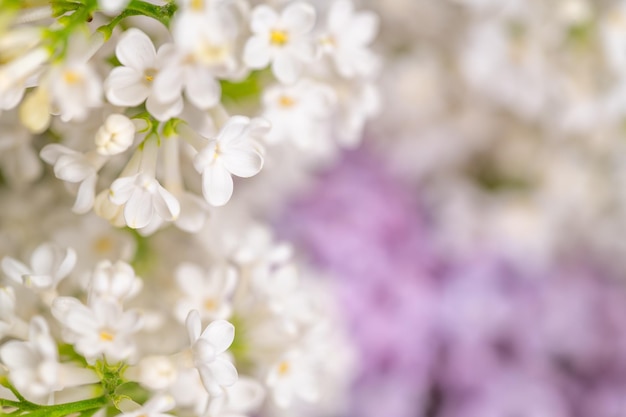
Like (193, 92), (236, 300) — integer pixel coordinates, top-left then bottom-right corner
(186, 310), (238, 396)
(114, 394), (176, 417)
(0, 317), (61, 402)
(51, 296), (143, 363)
(244, 2), (317, 83)
(0, 46), (48, 111)
(262, 79), (336, 150)
(48, 60), (102, 122)
(95, 114), (136, 156)
(193, 116), (268, 207)
(175, 262), (237, 322)
(89, 260), (143, 303)
(319, 0), (380, 79)
(105, 29), (182, 121)
(0, 317), (97, 402)
(40, 144), (108, 214)
(208, 377), (266, 417)
(266, 350), (319, 408)
(132, 355), (178, 391)
(1, 242), (76, 291)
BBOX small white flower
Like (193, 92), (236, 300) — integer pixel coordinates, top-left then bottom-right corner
(109, 172), (181, 229)
(95, 114), (136, 156)
(89, 260), (143, 303)
(175, 262), (237, 323)
(133, 356), (178, 391)
(1, 242), (76, 291)
(114, 394), (176, 417)
(266, 350), (319, 408)
(105, 29), (182, 121)
(0, 317), (62, 402)
(40, 144), (108, 214)
(262, 79), (336, 149)
(186, 310), (238, 396)
(52, 296), (143, 363)
(193, 116), (268, 206)
(320, 0), (380, 79)
(48, 59), (102, 122)
(243, 2), (317, 83)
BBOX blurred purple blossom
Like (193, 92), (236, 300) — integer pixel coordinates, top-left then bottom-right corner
(278, 148), (626, 417)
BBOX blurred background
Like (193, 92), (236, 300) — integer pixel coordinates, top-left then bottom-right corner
(273, 1), (626, 416)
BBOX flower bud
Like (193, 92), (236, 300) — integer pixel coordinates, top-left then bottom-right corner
(95, 114), (135, 155)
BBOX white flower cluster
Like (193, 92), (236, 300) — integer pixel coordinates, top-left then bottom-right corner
(0, 0), (380, 234)
(0, 222), (351, 417)
(0, 1), (364, 416)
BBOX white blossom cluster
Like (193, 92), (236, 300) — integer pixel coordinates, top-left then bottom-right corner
(0, 0), (366, 416)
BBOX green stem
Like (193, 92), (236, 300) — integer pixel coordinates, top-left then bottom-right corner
(12, 396), (108, 417)
(125, 0), (177, 27)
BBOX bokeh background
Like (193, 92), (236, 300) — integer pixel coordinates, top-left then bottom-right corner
(273, 1), (626, 416)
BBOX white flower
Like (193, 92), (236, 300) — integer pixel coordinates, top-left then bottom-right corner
(320, 0), (380, 79)
(114, 394), (176, 417)
(95, 114), (136, 156)
(51, 296), (143, 363)
(132, 356), (178, 391)
(0, 318), (98, 401)
(89, 260), (143, 303)
(109, 172), (181, 229)
(175, 262), (237, 323)
(243, 2), (317, 84)
(1, 242), (76, 291)
(266, 350), (318, 408)
(0, 46), (49, 111)
(208, 377), (265, 417)
(48, 59), (102, 122)
(186, 310), (238, 396)
(40, 144), (108, 214)
(262, 79), (336, 149)
(105, 29), (182, 121)
(0, 317), (62, 402)
(193, 116), (268, 206)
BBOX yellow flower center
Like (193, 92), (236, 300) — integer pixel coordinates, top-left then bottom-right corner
(191, 0), (203, 11)
(204, 298), (216, 310)
(63, 70), (82, 85)
(99, 330), (115, 342)
(270, 30), (289, 46)
(278, 95), (295, 108)
(93, 236), (113, 254)
(278, 361), (290, 375)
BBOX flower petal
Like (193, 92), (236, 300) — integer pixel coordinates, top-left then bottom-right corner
(243, 36), (271, 69)
(282, 2), (316, 36)
(116, 29), (157, 71)
(201, 162), (233, 207)
(221, 147), (263, 178)
(105, 67), (149, 107)
(200, 320), (234, 354)
(272, 53), (301, 84)
(184, 67), (221, 109)
(123, 190), (153, 229)
(251, 5), (279, 34)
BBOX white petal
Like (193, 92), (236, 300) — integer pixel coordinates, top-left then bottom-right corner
(116, 29), (157, 71)
(328, 0), (353, 33)
(250, 5), (279, 34)
(145, 94), (183, 122)
(200, 320), (234, 354)
(186, 310), (201, 343)
(221, 147), (263, 178)
(153, 63), (184, 104)
(201, 162), (234, 207)
(53, 154), (92, 182)
(185, 67), (221, 109)
(73, 174), (97, 214)
(109, 175), (137, 205)
(349, 12), (379, 46)
(55, 247), (76, 280)
(1, 257), (30, 284)
(153, 184), (180, 221)
(218, 115), (250, 146)
(282, 2), (316, 36)
(207, 359), (238, 387)
(123, 190), (153, 229)
(105, 67), (149, 107)
(243, 36), (271, 69)
(272, 53), (301, 84)
(0, 341), (35, 369)
(144, 394), (175, 413)
(39, 144), (75, 165)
